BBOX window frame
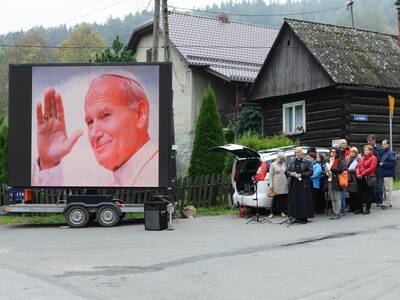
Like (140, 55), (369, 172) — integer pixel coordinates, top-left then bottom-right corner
(146, 49), (152, 62)
(282, 100), (306, 135)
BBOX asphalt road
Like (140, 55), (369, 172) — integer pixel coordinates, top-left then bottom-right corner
(1, 193), (400, 300)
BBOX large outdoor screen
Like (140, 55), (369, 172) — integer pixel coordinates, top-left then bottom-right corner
(9, 63), (172, 188)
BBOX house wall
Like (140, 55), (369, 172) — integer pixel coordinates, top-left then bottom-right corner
(345, 90), (400, 148)
(252, 25), (334, 100)
(135, 32), (193, 176)
(260, 87), (400, 149)
(191, 69), (237, 128)
(261, 87), (347, 147)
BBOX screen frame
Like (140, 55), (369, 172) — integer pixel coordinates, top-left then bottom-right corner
(8, 62), (173, 189)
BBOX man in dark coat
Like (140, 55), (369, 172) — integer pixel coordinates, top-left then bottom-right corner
(379, 139), (397, 209)
(286, 147), (314, 224)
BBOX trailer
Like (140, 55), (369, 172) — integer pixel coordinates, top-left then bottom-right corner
(5, 63), (174, 229)
(2, 194), (145, 228)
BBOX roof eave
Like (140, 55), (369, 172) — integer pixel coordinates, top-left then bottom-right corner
(127, 21), (154, 52)
(336, 84), (400, 95)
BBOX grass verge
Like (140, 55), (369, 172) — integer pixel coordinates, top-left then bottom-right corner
(0, 206), (238, 225)
(394, 179), (400, 190)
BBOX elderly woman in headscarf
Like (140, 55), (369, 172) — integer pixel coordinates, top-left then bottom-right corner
(268, 152), (288, 219)
(286, 147), (314, 224)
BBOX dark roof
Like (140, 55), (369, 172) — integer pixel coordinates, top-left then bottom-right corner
(285, 18), (400, 89)
(128, 12), (279, 83)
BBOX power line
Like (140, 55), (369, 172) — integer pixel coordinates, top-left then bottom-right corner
(0, 44), (109, 49)
(44, 0), (133, 28)
(168, 5), (346, 17)
(0, 0), (110, 34)
(1, 44), (397, 57)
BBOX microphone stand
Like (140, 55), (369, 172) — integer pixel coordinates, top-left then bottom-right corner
(247, 178), (271, 224)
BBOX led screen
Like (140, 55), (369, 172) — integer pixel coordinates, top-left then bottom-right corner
(9, 63), (172, 188)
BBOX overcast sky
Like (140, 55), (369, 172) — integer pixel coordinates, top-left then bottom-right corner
(0, 0), (274, 35)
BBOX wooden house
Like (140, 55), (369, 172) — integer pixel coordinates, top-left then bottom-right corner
(251, 18), (400, 148)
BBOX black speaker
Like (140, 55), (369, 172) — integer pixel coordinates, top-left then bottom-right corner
(144, 201), (168, 231)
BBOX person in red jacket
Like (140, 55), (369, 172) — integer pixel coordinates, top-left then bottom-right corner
(356, 144), (378, 215)
(255, 161), (268, 182)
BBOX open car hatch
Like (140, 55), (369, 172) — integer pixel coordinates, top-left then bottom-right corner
(210, 144), (260, 159)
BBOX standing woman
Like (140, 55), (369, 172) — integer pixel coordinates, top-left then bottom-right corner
(346, 147), (360, 213)
(268, 152), (288, 219)
(325, 147), (345, 220)
(308, 152), (323, 214)
(317, 153), (327, 214)
(356, 145), (378, 215)
(286, 147), (314, 224)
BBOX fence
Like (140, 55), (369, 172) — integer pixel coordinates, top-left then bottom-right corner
(0, 173), (232, 208)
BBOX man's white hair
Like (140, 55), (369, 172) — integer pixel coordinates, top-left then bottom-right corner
(295, 147), (303, 154)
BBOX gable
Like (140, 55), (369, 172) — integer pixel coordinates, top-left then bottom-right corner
(252, 25), (334, 100)
(286, 19), (400, 90)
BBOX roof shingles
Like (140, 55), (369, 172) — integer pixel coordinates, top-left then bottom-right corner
(286, 19), (400, 89)
(166, 12), (279, 82)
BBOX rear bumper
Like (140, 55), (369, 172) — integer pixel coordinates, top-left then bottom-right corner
(232, 192), (272, 208)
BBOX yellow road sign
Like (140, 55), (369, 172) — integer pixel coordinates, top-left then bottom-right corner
(389, 95), (395, 117)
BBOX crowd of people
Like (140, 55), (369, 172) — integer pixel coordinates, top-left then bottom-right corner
(267, 135), (397, 224)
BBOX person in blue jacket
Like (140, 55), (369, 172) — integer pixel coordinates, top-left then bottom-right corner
(379, 139), (397, 209)
(308, 152), (323, 214)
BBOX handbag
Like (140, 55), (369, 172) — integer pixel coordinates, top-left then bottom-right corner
(267, 189), (277, 197)
(366, 176), (376, 188)
(338, 170), (348, 189)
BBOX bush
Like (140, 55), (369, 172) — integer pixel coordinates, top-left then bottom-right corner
(224, 121), (235, 144)
(234, 104), (262, 137)
(238, 132), (295, 151)
(188, 85), (226, 176)
(224, 133), (296, 173)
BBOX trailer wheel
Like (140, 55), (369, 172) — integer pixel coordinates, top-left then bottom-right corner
(65, 206), (89, 228)
(97, 206), (120, 227)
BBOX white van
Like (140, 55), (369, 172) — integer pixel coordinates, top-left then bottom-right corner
(213, 145), (330, 208)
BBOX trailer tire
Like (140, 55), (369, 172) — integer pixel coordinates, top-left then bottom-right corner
(65, 206), (89, 228)
(97, 206), (120, 227)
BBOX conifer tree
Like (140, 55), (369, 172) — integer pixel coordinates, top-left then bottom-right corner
(188, 85), (226, 176)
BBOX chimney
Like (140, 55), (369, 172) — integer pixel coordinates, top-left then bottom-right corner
(396, 1), (400, 46)
(216, 13), (229, 23)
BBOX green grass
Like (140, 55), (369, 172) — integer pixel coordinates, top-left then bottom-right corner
(0, 214), (66, 225)
(0, 207), (238, 225)
(394, 179), (400, 190)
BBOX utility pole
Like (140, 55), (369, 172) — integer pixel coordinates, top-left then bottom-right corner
(161, 0), (170, 62)
(346, 0), (355, 28)
(152, 0), (160, 62)
(160, 0), (175, 184)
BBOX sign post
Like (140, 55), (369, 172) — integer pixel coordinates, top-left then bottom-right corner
(389, 95), (395, 150)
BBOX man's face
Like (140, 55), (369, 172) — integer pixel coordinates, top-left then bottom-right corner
(295, 149), (303, 158)
(382, 141), (389, 150)
(368, 139), (376, 146)
(84, 78), (148, 171)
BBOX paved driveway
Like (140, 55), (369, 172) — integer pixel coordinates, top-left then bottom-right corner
(1, 193), (400, 299)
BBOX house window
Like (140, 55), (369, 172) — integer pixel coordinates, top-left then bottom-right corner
(146, 49), (152, 62)
(282, 101), (306, 135)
